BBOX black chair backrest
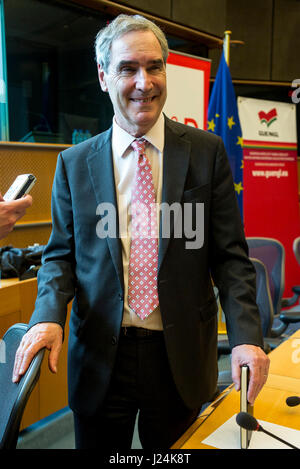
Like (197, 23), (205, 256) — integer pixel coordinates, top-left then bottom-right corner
(247, 237), (285, 317)
(0, 323), (45, 449)
(250, 258), (274, 337)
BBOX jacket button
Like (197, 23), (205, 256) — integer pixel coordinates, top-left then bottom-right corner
(118, 293), (123, 301)
(111, 336), (117, 345)
(159, 279), (167, 285)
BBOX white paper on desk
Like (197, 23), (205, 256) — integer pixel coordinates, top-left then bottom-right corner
(202, 414), (300, 449)
(202, 415), (240, 449)
(248, 419), (300, 449)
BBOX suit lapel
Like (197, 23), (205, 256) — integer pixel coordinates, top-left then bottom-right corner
(87, 129), (124, 291)
(158, 118), (191, 272)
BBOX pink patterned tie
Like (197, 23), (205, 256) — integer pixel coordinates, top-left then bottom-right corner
(128, 138), (159, 320)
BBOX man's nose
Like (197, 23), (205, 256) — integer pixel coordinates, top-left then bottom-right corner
(135, 68), (152, 91)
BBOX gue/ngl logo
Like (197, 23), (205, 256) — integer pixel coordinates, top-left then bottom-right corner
(258, 108), (277, 127)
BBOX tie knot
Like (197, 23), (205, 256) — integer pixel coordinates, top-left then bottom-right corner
(132, 138), (147, 155)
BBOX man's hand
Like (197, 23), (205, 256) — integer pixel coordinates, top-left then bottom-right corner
(231, 344), (270, 405)
(13, 322), (63, 383)
(0, 193), (33, 239)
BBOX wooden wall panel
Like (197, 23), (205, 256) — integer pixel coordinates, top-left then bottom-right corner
(0, 225), (52, 250)
(119, 0), (171, 18)
(0, 310), (20, 340)
(0, 142), (69, 249)
(272, 0), (300, 82)
(172, 0), (226, 37)
(69, 0), (300, 82)
(220, 0), (273, 80)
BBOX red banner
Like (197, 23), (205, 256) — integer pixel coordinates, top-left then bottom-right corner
(238, 98), (300, 297)
(164, 51), (211, 130)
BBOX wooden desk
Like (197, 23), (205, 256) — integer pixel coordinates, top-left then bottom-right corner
(173, 331), (300, 449)
(268, 334), (300, 380)
(0, 277), (70, 430)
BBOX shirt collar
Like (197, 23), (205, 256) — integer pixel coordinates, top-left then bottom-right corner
(112, 113), (165, 158)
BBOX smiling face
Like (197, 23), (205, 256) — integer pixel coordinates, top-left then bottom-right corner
(98, 30), (167, 137)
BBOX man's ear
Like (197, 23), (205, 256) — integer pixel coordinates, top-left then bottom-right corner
(98, 64), (108, 92)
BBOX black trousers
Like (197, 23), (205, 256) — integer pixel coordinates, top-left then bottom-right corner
(73, 328), (200, 450)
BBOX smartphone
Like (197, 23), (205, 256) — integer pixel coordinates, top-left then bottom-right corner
(240, 365), (254, 449)
(3, 174), (36, 201)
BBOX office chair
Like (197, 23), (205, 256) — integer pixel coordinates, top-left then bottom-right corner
(281, 236), (300, 310)
(278, 236), (300, 326)
(251, 258), (291, 350)
(218, 252), (286, 356)
(217, 256), (291, 391)
(247, 237), (300, 328)
(0, 323), (45, 449)
(252, 258), (274, 338)
(246, 237), (285, 318)
(294, 236), (300, 265)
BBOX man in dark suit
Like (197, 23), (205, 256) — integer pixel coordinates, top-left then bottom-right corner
(13, 14), (269, 449)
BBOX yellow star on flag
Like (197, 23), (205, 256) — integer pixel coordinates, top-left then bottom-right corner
(237, 136), (243, 147)
(234, 182), (243, 195)
(207, 119), (216, 132)
(240, 159), (244, 169)
(227, 116), (235, 129)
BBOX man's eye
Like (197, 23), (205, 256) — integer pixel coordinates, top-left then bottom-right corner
(120, 67), (135, 74)
(148, 64), (164, 73)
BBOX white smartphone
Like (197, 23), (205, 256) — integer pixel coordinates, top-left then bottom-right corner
(3, 174), (36, 201)
(240, 365), (254, 449)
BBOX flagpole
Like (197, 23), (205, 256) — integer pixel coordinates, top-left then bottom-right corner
(223, 30), (232, 66)
(208, 30), (244, 219)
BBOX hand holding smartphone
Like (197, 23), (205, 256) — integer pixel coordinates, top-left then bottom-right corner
(3, 174), (36, 201)
(240, 365), (254, 449)
(0, 174), (35, 240)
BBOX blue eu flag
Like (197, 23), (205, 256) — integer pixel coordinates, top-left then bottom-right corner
(207, 52), (243, 218)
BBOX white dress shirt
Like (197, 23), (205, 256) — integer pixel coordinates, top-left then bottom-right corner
(111, 113), (164, 330)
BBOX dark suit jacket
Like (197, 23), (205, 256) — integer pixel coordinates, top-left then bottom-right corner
(29, 116), (263, 416)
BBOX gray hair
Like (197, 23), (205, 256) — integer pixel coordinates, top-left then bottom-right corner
(95, 14), (169, 73)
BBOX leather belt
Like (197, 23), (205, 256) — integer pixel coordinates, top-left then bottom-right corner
(120, 327), (163, 338)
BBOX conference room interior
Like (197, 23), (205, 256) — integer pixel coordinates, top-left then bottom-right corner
(0, 0), (300, 450)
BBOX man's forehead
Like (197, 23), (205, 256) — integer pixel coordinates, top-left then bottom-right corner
(110, 30), (163, 60)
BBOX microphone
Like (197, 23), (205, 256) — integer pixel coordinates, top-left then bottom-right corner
(236, 412), (299, 449)
(286, 396), (300, 407)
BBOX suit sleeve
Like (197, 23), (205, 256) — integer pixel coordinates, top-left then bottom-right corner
(29, 152), (76, 330)
(209, 137), (264, 349)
